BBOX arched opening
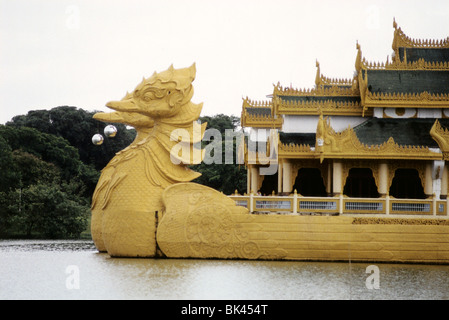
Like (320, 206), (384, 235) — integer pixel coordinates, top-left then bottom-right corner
(389, 168), (426, 199)
(292, 168), (327, 196)
(343, 168), (379, 198)
(259, 172), (278, 196)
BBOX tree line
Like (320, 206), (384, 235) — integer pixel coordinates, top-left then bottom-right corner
(0, 106), (246, 239)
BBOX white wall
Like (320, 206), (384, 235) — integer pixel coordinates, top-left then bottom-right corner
(375, 107), (443, 119)
(417, 108), (442, 118)
(282, 115), (367, 133)
(249, 128), (268, 141)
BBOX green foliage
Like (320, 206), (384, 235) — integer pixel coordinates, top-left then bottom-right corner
(2, 106), (137, 239)
(7, 184), (89, 239)
(191, 114), (247, 195)
(7, 106), (136, 171)
(0, 135), (19, 193)
(1, 108), (247, 238)
(0, 124), (92, 238)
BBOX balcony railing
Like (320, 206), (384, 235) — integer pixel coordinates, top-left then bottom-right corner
(228, 193), (448, 216)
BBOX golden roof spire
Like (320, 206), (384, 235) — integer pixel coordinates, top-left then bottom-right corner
(315, 60), (321, 87)
(355, 41), (362, 73)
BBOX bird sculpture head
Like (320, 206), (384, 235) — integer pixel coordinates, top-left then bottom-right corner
(104, 63), (197, 119)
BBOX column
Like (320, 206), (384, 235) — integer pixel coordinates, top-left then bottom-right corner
(441, 164), (448, 200)
(277, 160), (283, 194)
(282, 161), (292, 195)
(425, 162), (433, 198)
(247, 166), (251, 195)
(326, 162), (332, 196)
(333, 161), (343, 196)
(432, 160), (445, 200)
(378, 162), (389, 197)
(250, 166), (259, 194)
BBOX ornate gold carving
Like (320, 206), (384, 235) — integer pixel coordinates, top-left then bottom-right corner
(430, 119), (449, 160)
(362, 57), (449, 71)
(364, 90), (449, 108)
(316, 116), (442, 161)
(353, 217), (449, 225)
(315, 60), (355, 87)
(273, 81), (360, 98)
(278, 142), (313, 158)
(242, 112), (283, 128)
(91, 64), (207, 257)
(241, 98), (282, 128)
(242, 98), (273, 109)
(276, 98), (370, 116)
(157, 183), (288, 260)
(277, 115), (441, 161)
(386, 160), (427, 193)
(392, 18), (449, 51)
(356, 23), (449, 110)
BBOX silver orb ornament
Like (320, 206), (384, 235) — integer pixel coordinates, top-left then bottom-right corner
(92, 134), (104, 146)
(104, 125), (117, 138)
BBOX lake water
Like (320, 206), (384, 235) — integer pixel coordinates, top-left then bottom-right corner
(1, 239), (448, 300)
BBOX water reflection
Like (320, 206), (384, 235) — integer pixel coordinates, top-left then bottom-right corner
(0, 240), (448, 300)
(0, 239), (96, 252)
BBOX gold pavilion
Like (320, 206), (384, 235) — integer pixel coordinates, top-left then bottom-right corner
(238, 19), (449, 216)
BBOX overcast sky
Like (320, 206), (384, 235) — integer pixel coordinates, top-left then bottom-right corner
(1, 0), (448, 124)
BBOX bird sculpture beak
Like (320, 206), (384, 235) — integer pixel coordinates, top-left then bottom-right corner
(93, 111), (126, 123)
(94, 110), (155, 128)
(105, 99), (139, 113)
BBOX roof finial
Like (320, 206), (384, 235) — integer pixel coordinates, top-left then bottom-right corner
(315, 60), (321, 87)
(393, 17), (397, 30)
(355, 41), (362, 73)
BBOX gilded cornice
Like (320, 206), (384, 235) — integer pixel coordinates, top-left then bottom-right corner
(315, 115), (441, 162)
(241, 98), (282, 128)
(242, 97), (273, 109)
(276, 97), (371, 116)
(315, 60), (355, 87)
(241, 112), (283, 128)
(273, 82), (359, 98)
(392, 18), (449, 51)
(364, 90), (449, 108)
(274, 115), (441, 161)
(278, 142), (313, 159)
(357, 24), (449, 70)
(361, 56), (449, 71)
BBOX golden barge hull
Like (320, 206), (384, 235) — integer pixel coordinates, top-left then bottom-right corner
(155, 183), (449, 264)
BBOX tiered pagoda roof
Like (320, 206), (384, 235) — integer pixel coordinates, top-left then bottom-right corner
(242, 18), (449, 127)
(241, 19), (449, 163)
(357, 19), (449, 112)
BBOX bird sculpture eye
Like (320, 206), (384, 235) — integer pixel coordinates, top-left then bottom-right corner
(142, 92), (153, 102)
(141, 88), (168, 102)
